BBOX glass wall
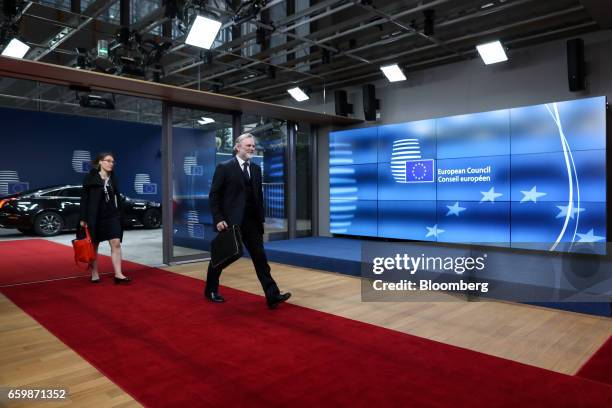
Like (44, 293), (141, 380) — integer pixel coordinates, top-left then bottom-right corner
(0, 75), (163, 284)
(0, 77), (161, 124)
(0, 77), (318, 272)
(296, 123), (312, 237)
(170, 106), (233, 260)
(241, 114), (288, 241)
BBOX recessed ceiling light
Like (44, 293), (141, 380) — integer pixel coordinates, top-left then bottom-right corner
(287, 87), (309, 102)
(380, 64), (406, 82)
(185, 15), (222, 50)
(476, 40), (508, 65)
(198, 117), (215, 125)
(1, 38), (30, 59)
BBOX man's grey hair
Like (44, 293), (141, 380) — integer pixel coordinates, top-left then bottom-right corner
(234, 133), (256, 152)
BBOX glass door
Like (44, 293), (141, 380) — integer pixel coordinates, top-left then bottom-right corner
(241, 114), (288, 241)
(163, 104), (233, 263)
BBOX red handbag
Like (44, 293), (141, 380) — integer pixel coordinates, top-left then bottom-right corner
(72, 226), (95, 271)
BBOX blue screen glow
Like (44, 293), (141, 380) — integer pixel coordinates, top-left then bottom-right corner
(329, 96), (607, 253)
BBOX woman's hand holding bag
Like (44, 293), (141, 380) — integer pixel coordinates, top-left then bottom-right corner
(72, 225), (95, 270)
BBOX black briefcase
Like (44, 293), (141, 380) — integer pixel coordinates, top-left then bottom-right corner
(210, 225), (244, 269)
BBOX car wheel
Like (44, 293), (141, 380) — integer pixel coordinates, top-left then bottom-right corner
(141, 208), (162, 229)
(33, 212), (64, 236)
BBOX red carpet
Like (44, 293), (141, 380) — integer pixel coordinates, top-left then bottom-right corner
(0, 239), (112, 285)
(577, 336), (612, 385)
(2, 240), (612, 407)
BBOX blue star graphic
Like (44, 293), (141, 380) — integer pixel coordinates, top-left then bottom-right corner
(555, 204), (585, 219)
(426, 224), (445, 238)
(520, 186), (547, 203)
(446, 202), (466, 216)
(576, 229), (605, 243)
(480, 187), (503, 203)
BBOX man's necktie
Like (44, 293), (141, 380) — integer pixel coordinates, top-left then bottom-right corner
(243, 161), (250, 180)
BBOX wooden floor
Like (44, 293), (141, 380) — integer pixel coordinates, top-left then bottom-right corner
(1, 258), (611, 407)
(0, 294), (140, 408)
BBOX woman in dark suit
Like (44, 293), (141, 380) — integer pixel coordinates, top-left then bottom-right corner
(79, 152), (131, 284)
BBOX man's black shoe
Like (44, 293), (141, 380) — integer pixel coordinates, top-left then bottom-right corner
(205, 291), (225, 303)
(267, 292), (291, 310)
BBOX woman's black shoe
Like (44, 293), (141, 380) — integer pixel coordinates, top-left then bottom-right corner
(114, 276), (132, 284)
(91, 277), (101, 283)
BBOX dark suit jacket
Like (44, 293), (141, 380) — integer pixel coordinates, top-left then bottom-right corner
(79, 169), (124, 242)
(209, 158), (265, 231)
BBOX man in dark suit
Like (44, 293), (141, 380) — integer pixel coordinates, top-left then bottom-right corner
(205, 133), (291, 309)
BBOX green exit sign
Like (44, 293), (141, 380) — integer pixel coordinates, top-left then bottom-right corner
(97, 40), (108, 58)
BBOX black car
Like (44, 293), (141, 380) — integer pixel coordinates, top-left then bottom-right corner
(0, 185), (162, 236)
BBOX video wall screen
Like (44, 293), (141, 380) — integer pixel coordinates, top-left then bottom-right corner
(329, 96), (606, 253)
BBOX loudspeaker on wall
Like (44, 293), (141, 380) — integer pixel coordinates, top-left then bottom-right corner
(335, 90), (353, 116)
(362, 84), (380, 121)
(567, 38), (585, 92)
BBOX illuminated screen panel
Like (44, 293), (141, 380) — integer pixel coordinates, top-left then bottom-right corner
(436, 109), (510, 159)
(329, 200), (377, 236)
(330, 126), (378, 165)
(377, 201), (436, 241)
(329, 96), (607, 254)
(511, 96), (606, 154)
(436, 155), (511, 202)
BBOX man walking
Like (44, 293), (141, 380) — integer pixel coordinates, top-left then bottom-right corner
(205, 133), (291, 309)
